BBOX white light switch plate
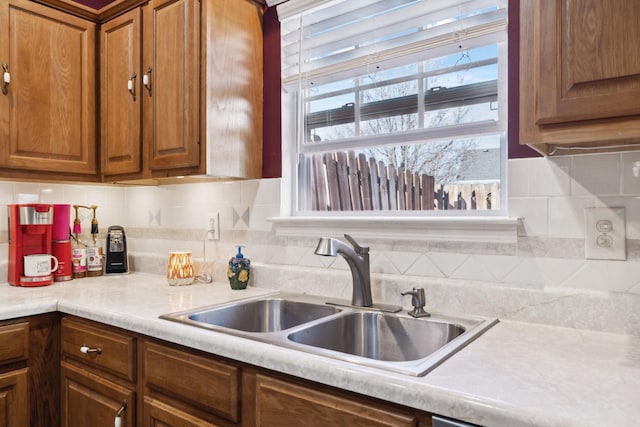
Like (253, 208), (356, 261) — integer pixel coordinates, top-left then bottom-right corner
(584, 207), (626, 260)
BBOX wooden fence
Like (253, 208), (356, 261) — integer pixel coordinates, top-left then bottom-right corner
(311, 151), (499, 211)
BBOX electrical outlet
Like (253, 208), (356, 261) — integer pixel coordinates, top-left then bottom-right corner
(207, 212), (220, 240)
(584, 207), (626, 260)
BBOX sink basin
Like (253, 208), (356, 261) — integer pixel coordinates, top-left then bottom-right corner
(287, 312), (465, 362)
(163, 297), (341, 333)
(160, 293), (498, 376)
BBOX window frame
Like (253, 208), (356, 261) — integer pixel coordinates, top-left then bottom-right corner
(272, 0), (519, 243)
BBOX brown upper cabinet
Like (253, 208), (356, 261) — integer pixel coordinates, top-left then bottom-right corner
(101, 0), (200, 179)
(100, 7), (142, 176)
(101, 0), (263, 182)
(520, 0), (640, 155)
(0, 0), (97, 180)
(0, 0), (262, 183)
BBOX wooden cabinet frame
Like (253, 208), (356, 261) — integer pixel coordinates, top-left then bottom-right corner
(520, 0), (640, 155)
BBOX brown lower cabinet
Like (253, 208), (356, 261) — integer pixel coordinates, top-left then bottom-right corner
(0, 314), (60, 427)
(57, 315), (433, 426)
(60, 363), (135, 427)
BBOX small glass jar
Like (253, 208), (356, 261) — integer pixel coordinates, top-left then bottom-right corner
(167, 251), (194, 286)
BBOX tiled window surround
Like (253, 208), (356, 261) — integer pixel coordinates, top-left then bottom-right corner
(1, 154), (640, 335)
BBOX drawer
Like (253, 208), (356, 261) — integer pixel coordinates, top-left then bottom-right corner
(0, 322), (29, 365)
(61, 317), (136, 382)
(143, 341), (240, 423)
(254, 374), (418, 427)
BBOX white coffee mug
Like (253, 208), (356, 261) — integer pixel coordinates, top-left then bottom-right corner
(24, 254), (59, 277)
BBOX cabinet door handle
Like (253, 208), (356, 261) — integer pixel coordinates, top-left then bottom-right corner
(2, 64), (9, 95)
(80, 344), (102, 354)
(143, 66), (152, 96)
(114, 400), (127, 427)
(127, 73), (137, 101)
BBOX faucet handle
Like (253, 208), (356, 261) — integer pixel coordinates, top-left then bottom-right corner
(401, 287), (430, 318)
(344, 234), (369, 254)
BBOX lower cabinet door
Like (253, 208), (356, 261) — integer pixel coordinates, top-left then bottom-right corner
(61, 362), (134, 427)
(0, 368), (29, 427)
(143, 397), (220, 427)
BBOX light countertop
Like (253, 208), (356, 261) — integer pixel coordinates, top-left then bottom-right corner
(1, 273), (639, 427)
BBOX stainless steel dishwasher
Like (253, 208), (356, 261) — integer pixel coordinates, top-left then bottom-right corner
(432, 415), (480, 427)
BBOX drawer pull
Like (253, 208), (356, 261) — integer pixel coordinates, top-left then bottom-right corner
(127, 73), (137, 101)
(114, 400), (126, 427)
(143, 66), (152, 96)
(80, 344), (102, 355)
(2, 64), (9, 95)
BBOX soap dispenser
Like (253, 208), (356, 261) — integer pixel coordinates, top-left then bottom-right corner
(227, 246), (250, 290)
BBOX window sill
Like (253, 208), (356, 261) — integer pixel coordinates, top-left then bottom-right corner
(269, 216), (521, 244)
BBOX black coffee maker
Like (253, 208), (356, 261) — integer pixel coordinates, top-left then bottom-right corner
(105, 226), (128, 274)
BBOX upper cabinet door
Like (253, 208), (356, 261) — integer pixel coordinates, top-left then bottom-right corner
(520, 0), (640, 154)
(0, 0), (97, 174)
(143, 0), (200, 172)
(101, 8), (142, 176)
(536, 0), (640, 124)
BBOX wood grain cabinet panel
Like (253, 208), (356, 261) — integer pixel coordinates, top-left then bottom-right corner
(520, 0), (640, 154)
(201, 0), (263, 179)
(0, 368), (29, 427)
(253, 374), (419, 427)
(102, 0), (201, 180)
(0, 314), (60, 427)
(61, 317), (136, 383)
(143, 341), (240, 423)
(100, 7), (142, 175)
(60, 317), (136, 427)
(102, 0), (262, 181)
(0, 0), (96, 175)
(61, 362), (134, 427)
(143, 397), (220, 427)
(143, 0), (200, 173)
(0, 323), (28, 365)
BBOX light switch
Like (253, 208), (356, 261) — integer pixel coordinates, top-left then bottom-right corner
(584, 207), (626, 260)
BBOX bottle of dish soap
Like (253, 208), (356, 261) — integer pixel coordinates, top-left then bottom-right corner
(227, 246), (250, 290)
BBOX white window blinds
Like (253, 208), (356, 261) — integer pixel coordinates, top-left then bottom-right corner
(277, 0), (508, 91)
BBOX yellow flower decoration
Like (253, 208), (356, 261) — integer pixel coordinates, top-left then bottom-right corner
(238, 269), (249, 282)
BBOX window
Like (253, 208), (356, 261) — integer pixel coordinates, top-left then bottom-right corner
(278, 0), (508, 217)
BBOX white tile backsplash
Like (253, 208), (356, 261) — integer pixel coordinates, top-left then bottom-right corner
(572, 153), (621, 196)
(547, 196), (594, 237)
(621, 152), (640, 195)
(404, 254), (445, 278)
(428, 252), (469, 277)
(507, 158), (529, 197)
(2, 155), (640, 319)
(528, 157), (572, 197)
(560, 260), (640, 293)
(449, 256), (497, 282)
(508, 197), (548, 236)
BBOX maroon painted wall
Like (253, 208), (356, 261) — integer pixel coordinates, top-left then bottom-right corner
(262, 6), (283, 178)
(260, 2), (539, 178)
(507, 0), (541, 158)
(72, 0), (114, 9)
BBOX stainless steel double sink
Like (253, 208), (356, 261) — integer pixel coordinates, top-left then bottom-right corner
(160, 293), (498, 376)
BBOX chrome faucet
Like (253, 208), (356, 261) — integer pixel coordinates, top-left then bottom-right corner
(314, 234), (373, 307)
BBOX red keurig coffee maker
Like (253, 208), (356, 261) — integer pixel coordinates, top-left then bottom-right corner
(8, 204), (55, 286)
